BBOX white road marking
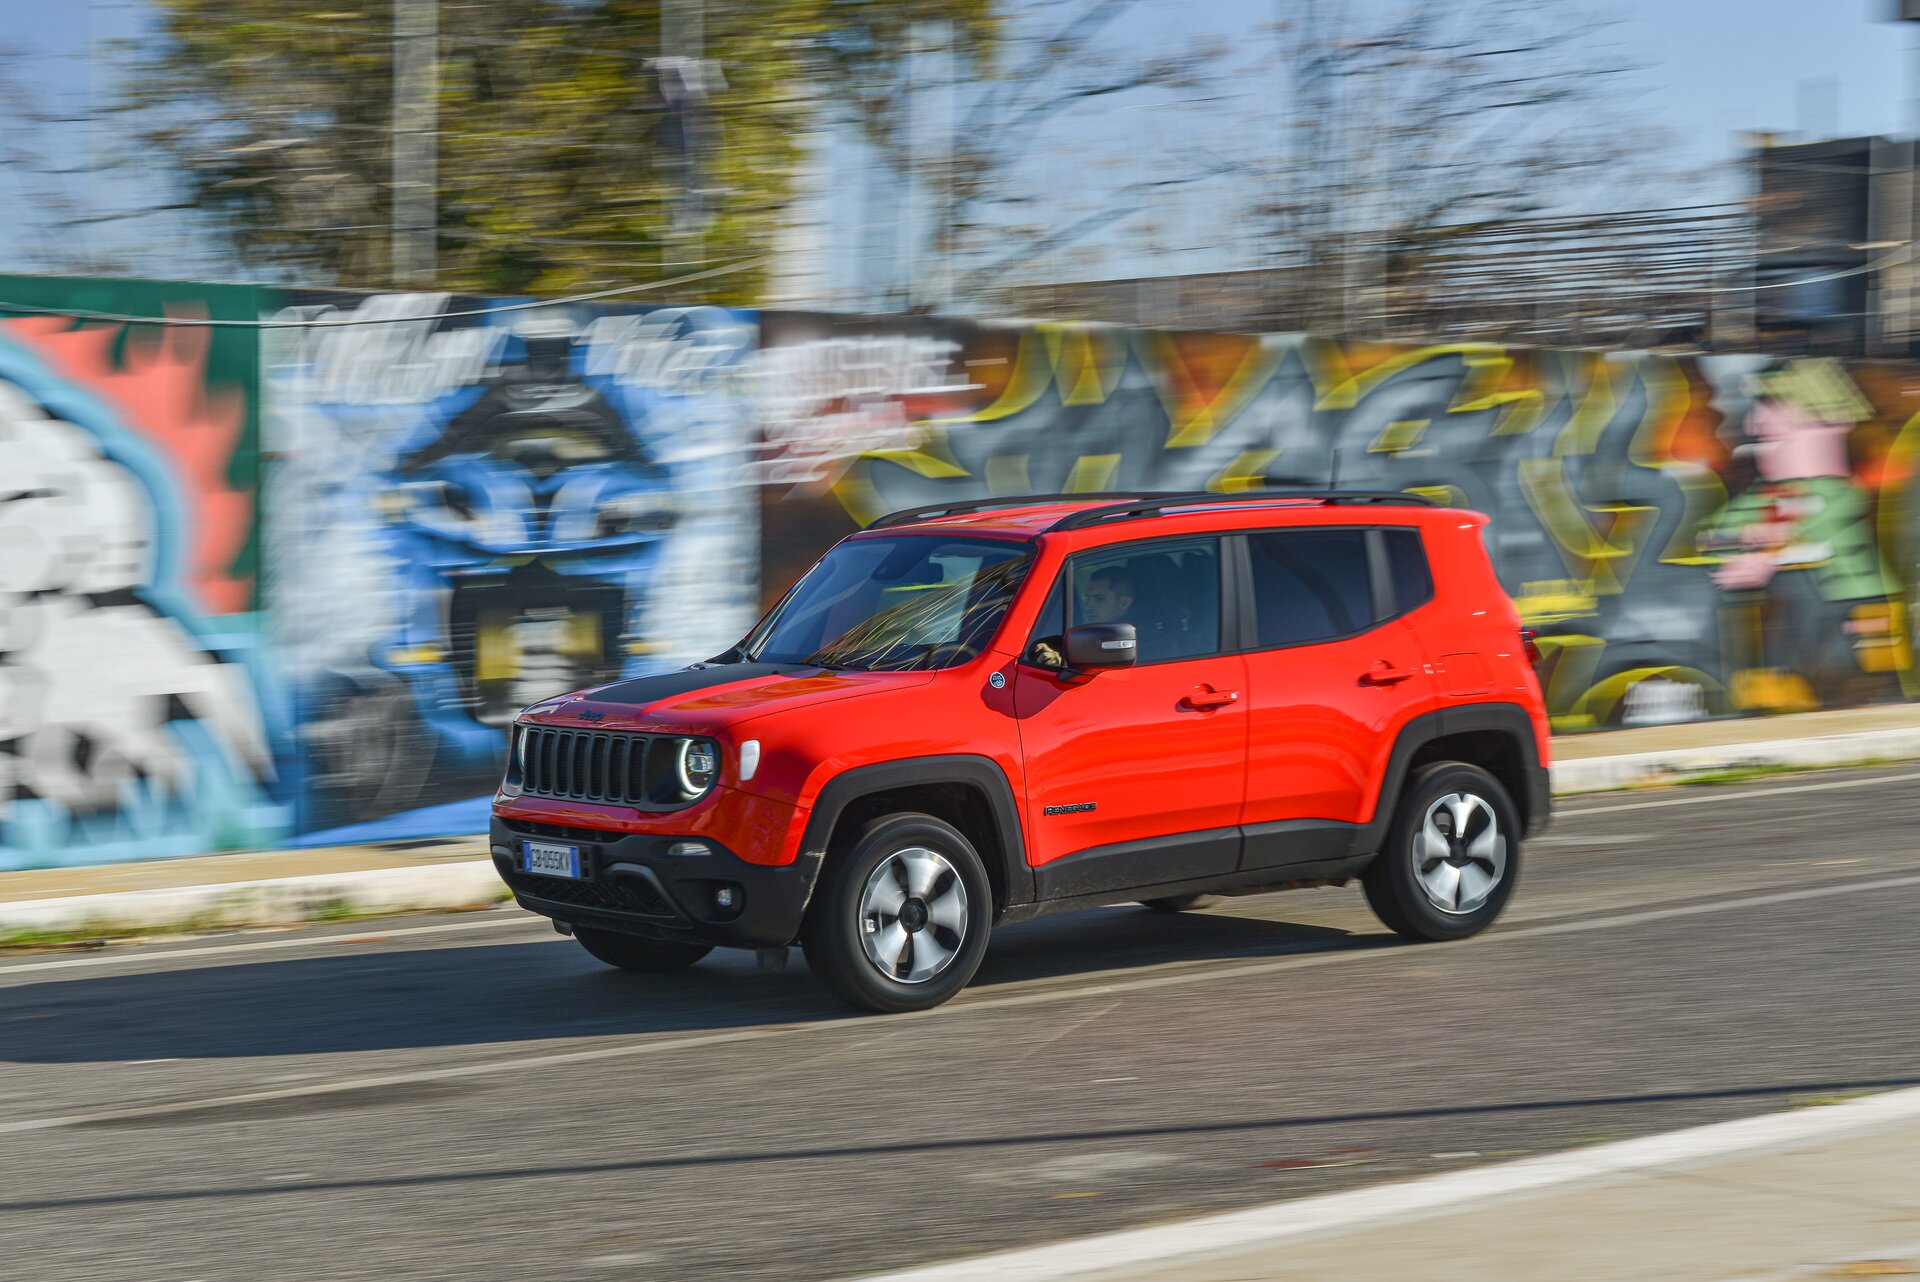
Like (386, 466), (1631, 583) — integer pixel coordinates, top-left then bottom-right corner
(2, 871), (1917, 1140)
(0, 912), (545, 980)
(1554, 769), (1920, 820)
(855, 1085), (1920, 1282)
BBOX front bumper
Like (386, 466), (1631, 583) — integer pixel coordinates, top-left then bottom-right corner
(491, 817), (823, 948)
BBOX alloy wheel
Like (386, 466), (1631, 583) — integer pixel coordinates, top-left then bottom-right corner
(858, 846), (969, 983)
(1413, 791), (1507, 915)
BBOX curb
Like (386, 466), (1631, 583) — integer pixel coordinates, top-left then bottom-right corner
(1547, 724), (1920, 794)
(8, 726), (1920, 940)
(0, 860), (505, 939)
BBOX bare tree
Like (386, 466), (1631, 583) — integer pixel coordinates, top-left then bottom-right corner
(0, 44), (137, 275)
(1252, 0), (1666, 331)
(829, 0), (1231, 311)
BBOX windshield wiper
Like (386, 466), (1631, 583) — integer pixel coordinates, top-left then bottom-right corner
(802, 652), (870, 672)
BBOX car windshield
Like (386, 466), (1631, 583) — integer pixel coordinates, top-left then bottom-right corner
(741, 536), (1034, 672)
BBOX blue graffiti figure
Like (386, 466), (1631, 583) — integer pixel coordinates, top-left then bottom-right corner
(367, 329), (679, 779)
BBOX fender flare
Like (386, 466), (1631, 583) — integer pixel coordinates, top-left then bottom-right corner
(798, 754), (1036, 911)
(1355, 702), (1551, 855)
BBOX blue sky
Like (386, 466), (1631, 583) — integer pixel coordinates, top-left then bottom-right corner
(3, 0), (1916, 288)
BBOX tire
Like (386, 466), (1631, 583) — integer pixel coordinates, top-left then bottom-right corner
(1363, 761), (1520, 942)
(1140, 894), (1222, 913)
(575, 926), (712, 972)
(802, 812), (993, 1013)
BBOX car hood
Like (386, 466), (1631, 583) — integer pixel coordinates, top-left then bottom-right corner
(520, 662), (935, 733)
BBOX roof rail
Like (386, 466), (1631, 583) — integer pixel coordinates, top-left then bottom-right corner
(1046, 489), (1435, 532)
(866, 492), (1173, 531)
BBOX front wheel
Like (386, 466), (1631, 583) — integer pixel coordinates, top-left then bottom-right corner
(1363, 762), (1520, 942)
(575, 926), (712, 972)
(802, 813), (992, 1013)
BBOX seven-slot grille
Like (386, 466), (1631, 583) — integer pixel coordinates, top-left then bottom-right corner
(519, 726), (666, 806)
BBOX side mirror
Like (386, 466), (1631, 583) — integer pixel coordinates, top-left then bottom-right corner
(1064, 623), (1137, 669)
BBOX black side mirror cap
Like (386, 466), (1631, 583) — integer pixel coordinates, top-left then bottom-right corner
(1064, 622), (1137, 669)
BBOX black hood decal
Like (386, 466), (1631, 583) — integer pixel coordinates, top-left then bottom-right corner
(587, 662), (804, 708)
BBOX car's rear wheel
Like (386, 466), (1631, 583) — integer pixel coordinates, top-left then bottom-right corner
(1363, 762), (1520, 942)
(574, 926), (712, 972)
(802, 813), (992, 1013)
(1140, 894), (1222, 912)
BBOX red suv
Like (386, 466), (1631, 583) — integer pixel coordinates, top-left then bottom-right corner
(491, 491), (1550, 1012)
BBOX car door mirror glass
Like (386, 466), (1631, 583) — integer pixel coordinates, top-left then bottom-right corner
(1064, 623), (1137, 669)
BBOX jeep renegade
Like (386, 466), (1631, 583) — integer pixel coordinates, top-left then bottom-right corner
(491, 490), (1551, 1012)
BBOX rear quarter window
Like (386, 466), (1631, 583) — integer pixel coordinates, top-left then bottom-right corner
(1384, 528), (1435, 612)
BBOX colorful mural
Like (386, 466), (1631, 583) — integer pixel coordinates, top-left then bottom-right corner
(754, 322), (1920, 731)
(0, 279), (286, 871)
(264, 293), (759, 841)
(8, 273), (1920, 866)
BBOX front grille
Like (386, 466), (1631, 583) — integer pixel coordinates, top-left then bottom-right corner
(515, 726), (705, 809)
(502, 867), (677, 918)
(520, 727), (643, 803)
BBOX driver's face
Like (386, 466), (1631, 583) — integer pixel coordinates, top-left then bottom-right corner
(1082, 581), (1132, 624)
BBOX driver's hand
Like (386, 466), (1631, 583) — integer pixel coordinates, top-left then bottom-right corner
(1033, 641), (1063, 669)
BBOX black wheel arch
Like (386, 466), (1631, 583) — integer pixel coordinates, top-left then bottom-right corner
(1355, 702), (1551, 856)
(799, 754), (1035, 918)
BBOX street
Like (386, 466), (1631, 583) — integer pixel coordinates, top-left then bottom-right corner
(4, 767), (1919, 1281)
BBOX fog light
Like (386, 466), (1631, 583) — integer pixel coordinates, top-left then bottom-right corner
(713, 884), (742, 915)
(667, 840), (710, 858)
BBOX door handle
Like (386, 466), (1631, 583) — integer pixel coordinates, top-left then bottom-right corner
(1361, 661), (1416, 686)
(1181, 686), (1240, 710)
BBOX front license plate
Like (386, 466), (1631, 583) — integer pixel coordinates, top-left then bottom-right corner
(521, 840), (582, 879)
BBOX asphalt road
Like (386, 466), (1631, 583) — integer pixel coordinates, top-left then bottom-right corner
(4, 767), (1919, 1282)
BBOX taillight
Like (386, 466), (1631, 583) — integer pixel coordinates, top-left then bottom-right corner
(1519, 627), (1542, 665)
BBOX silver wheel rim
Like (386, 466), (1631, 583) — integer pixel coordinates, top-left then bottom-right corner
(1413, 792), (1507, 915)
(859, 846), (969, 984)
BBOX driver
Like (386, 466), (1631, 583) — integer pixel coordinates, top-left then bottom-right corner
(1081, 566), (1134, 625)
(1030, 565), (1134, 671)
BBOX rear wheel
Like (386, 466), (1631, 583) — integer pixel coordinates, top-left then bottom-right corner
(802, 813), (992, 1013)
(574, 926), (712, 972)
(1140, 894), (1222, 913)
(1363, 762), (1519, 942)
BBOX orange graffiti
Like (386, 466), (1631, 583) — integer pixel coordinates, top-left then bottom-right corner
(4, 315), (252, 616)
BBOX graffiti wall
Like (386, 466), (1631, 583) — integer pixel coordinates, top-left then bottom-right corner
(264, 293), (759, 842)
(0, 278), (287, 871)
(8, 272), (1920, 867)
(754, 321), (1920, 731)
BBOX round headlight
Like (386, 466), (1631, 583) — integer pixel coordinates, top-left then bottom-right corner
(675, 738), (719, 797)
(512, 726), (527, 774)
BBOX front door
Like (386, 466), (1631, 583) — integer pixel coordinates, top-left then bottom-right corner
(1013, 536), (1249, 898)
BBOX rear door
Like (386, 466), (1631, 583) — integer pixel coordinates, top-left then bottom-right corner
(1013, 535), (1250, 898)
(1235, 526), (1439, 871)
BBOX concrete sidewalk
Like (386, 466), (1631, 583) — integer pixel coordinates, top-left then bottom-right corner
(1094, 1110), (1920, 1282)
(7, 702), (1920, 939)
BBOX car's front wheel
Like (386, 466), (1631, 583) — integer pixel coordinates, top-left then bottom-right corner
(574, 926), (712, 972)
(1363, 762), (1520, 942)
(802, 813), (992, 1013)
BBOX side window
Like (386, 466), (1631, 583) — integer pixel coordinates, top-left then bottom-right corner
(1025, 573), (1067, 669)
(1246, 530), (1374, 647)
(1383, 529), (1434, 613)
(1071, 538), (1221, 663)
